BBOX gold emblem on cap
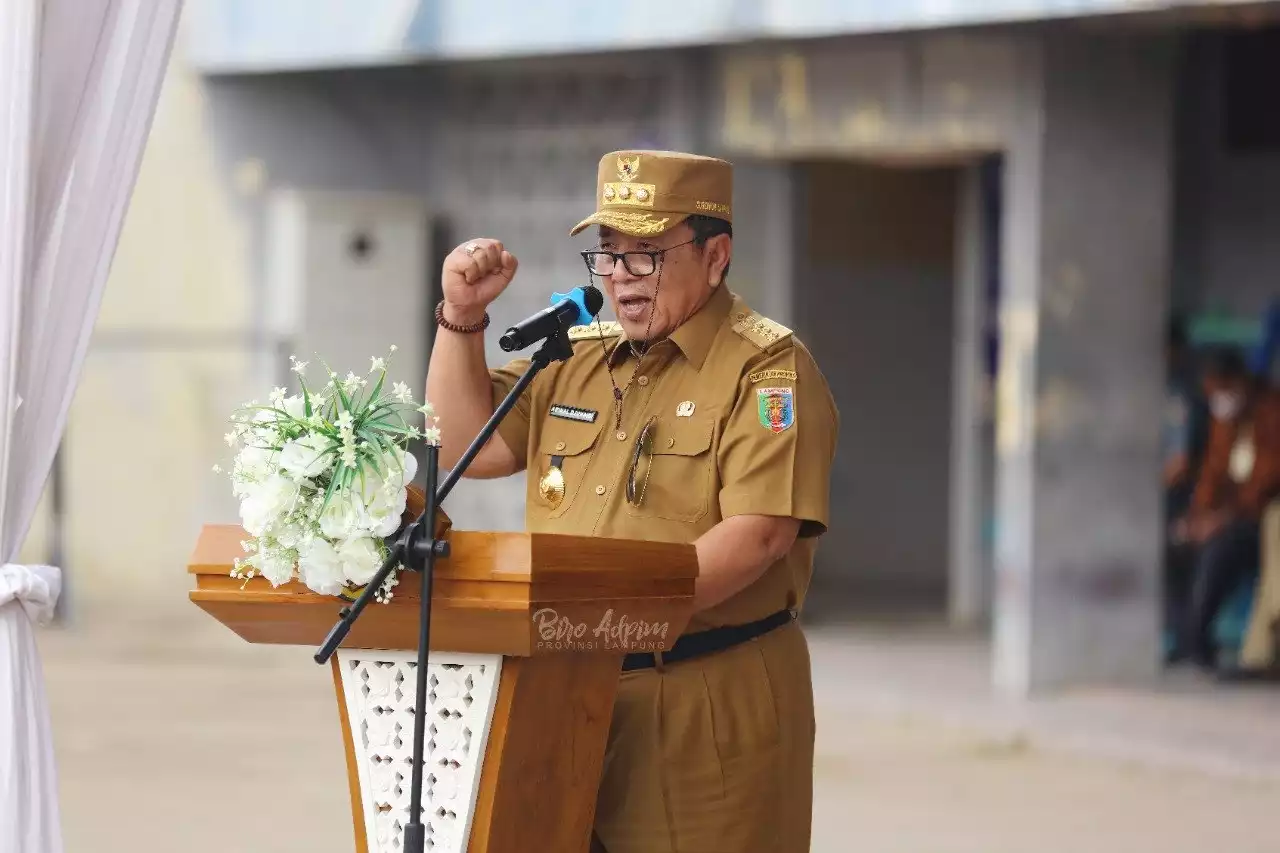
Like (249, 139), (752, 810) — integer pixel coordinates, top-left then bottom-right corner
(676, 401), (695, 417)
(539, 465), (566, 508)
(617, 155), (641, 181)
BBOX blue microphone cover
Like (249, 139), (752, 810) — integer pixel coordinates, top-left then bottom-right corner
(550, 287), (597, 326)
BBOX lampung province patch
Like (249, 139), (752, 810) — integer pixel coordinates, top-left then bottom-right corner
(756, 386), (794, 433)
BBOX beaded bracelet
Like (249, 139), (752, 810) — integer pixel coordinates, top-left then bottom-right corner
(435, 300), (490, 334)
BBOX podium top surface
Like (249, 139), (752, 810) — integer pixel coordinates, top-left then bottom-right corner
(188, 524), (698, 657)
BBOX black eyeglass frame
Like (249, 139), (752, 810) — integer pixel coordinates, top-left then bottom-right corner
(580, 237), (697, 278)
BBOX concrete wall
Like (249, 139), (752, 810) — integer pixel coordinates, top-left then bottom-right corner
(993, 32), (1175, 693)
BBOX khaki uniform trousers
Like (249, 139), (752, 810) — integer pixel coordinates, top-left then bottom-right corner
(591, 620), (815, 853)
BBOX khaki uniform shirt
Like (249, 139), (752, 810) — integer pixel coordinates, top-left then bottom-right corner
(490, 284), (838, 630)
(489, 284), (838, 853)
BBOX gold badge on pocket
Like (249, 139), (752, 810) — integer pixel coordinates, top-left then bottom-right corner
(539, 455), (566, 509)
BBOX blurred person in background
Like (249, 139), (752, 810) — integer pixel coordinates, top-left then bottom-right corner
(1163, 316), (1207, 519)
(1168, 348), (1280, 669)
(1162, 316), (1209, 658)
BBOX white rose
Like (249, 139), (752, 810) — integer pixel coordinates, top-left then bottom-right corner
(394, 449), (418, 486)
(233, 444), (278, 493)
(275, 521), (305, 549)
(358, 449), (415, 536)
(282, 394), (307, 420)
(370, 506), (404, 538)
(279, 432), (332, 481)
(339, 536), (383, 586)
(298, 538), (346, 596)
(258, 549), (296, 587)
(353, 468), (387, 506)
(318, 489), (365, 539)
(239, 474), (300, 536)
(238, 495), (267, 537)
(362, 481), (406, 537)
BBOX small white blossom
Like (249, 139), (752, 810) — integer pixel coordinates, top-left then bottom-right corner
(423, 427), (442, 446)
(290, 355), (309, 374)
(212, 464), (222, 473)
(269, 387), (287, 407)
(342, 372), (367, 394)
(224, 432), (238, 447)
(370, 356), (386, 373)
(392, 382), (413, 404)
(389, 345), (398, 353)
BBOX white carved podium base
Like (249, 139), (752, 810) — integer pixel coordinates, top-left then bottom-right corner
(336, 650), (503, 853)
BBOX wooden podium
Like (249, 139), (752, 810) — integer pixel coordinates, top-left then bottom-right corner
(188, 496), (697, 853)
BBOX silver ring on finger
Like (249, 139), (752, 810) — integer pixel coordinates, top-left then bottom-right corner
(465, 242), (479, 256)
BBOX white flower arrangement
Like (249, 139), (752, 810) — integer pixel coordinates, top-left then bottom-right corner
(217, 347), (440, 602)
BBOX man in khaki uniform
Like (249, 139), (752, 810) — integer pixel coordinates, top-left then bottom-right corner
(426, 150), (838, 853)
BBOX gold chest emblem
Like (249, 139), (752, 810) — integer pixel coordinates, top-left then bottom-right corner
(539, 464), (566, 508)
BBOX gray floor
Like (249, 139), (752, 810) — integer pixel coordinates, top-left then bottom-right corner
(36, 603), (1280, 852)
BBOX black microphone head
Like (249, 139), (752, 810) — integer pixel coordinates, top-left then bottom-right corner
(498, 330), (520, 352)
(581, 284), (604, 315)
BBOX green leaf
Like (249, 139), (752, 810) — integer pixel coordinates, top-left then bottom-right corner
(367, 371), (386, 408)
(319, 464), (343, 515)
(355, 431), (390, 476)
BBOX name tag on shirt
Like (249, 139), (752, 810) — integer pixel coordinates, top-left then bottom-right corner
(550, 404), (597, 424)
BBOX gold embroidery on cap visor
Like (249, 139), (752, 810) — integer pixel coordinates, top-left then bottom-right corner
(570, 209), (677, 237)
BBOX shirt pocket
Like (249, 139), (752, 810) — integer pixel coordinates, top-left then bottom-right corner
(536, 418), (605, 518)
(625, 416), (715, 523)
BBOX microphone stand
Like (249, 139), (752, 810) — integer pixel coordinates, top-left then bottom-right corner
(314, 325), (576, 853)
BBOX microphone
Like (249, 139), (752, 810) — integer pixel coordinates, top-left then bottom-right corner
(498, 285), (604, 352)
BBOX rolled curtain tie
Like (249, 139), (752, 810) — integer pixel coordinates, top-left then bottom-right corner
(0, 563), (61, 625)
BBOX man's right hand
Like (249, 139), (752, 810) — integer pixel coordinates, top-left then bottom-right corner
(441, 238), (518, 325)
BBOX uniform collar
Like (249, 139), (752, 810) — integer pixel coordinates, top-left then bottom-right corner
(607, 285), (732, 371)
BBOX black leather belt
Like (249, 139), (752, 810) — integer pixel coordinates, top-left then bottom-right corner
(621, 609), (795, 672)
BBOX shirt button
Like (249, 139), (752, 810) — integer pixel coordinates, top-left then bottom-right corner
(554, 441), (566, 451)
(667, 437), (675, 449)
(594, 485), (606, 495)
(637, 376), (649, 386)
(616, 431), (627, 441)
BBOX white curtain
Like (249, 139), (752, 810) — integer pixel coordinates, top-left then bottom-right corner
(0, 1), (183, 849)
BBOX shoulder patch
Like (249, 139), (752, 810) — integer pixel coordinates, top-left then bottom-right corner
(731, 310), (792, 352)
(567, 320), (624, 342)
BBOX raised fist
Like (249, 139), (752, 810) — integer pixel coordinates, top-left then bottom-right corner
(440, 238), (518, 325)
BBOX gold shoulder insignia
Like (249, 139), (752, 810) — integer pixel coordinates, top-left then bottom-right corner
(731, 311), (792, 351)
(568, 320), (624, 342)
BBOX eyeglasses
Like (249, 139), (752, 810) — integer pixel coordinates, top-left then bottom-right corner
(625, 416), (658, 506)
(581, 238), (696, 278)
